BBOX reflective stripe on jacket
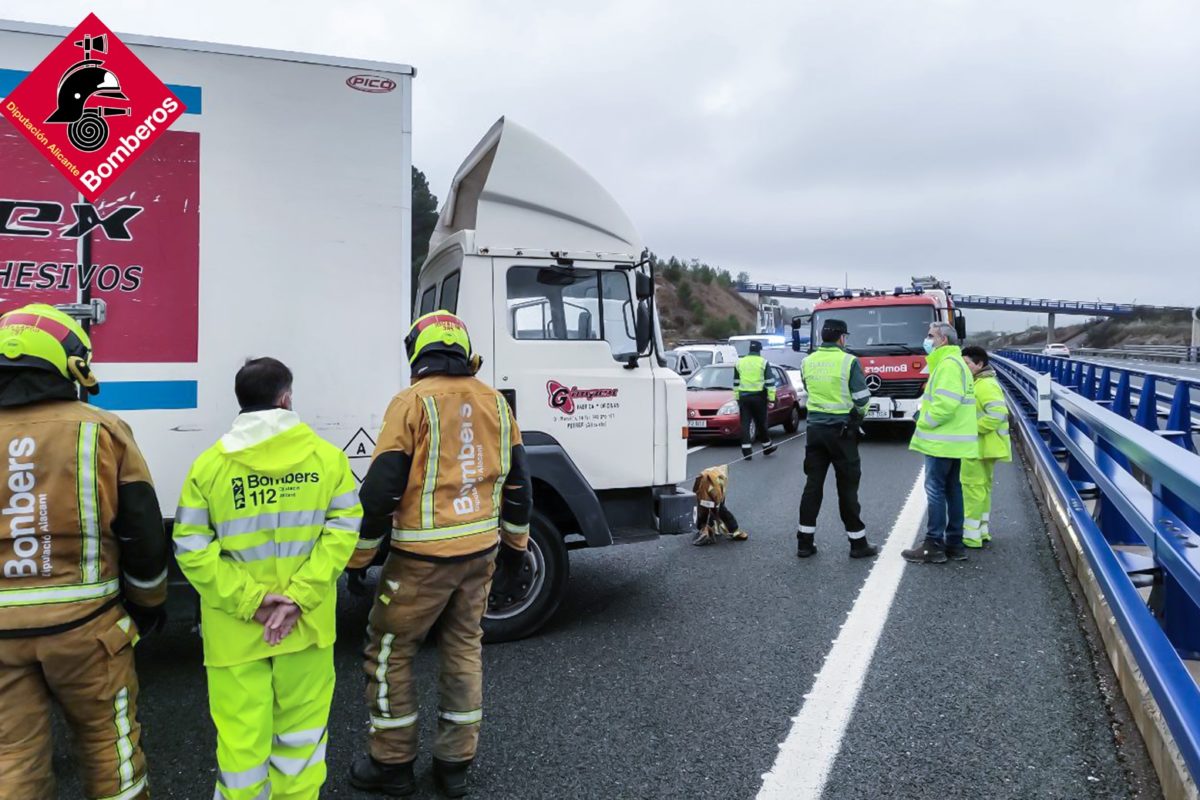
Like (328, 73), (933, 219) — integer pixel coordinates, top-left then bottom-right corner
(734, 355), (776, 401)
(971, 369), (1011, 462)
(173, 409), (361, 667)
(802, 346), (871, 421)
(909, 345), (978, 458)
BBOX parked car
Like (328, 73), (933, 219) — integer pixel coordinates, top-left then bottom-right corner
(664, 349), (701, 378)
(784, 368), (808, 413)
(729, 333), (788, 355)
(1042, 343), (1071, 357)
(686, 364), (803, 441)
(676, 343), (739, 368)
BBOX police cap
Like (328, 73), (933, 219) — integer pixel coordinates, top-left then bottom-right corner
(821, 319), (849, 342)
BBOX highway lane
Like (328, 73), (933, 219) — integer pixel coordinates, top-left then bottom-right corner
(45, 423), (1157, 799)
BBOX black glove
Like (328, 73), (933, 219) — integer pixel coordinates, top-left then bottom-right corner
(124, 601), (167, 639)
(491, 545), (534, 607)
(346, 567), (372, 597)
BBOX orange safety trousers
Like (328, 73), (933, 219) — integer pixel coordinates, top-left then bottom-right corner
(0, 605), (148, 800)
(363, 551), (496, 765)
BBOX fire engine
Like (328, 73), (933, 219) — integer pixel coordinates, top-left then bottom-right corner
(792, 276), (966, 423)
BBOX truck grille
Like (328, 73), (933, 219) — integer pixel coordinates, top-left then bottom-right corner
(870, 379), (925, 400)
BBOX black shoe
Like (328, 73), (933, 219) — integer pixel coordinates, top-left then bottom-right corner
(902, 541), (947, 564)
(433, 758), (472, 798)
(848, 537), (879, 559)
(796, 532), (817, 558)
(945, 544), (968, 561)
(764, 442), (777, 455)
(742, 448), (753, 461)
(350, 755), (416, 796)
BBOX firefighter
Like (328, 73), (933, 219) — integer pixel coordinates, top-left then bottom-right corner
(960, 346), (1011, 548)
(173, 357), (362, 800)
(734, 340), (777, 459)
(796, 319), (879, 559)
(349, 311), (532, 798)
(902, 322), (978, 564)
(0, 303), (167, 800)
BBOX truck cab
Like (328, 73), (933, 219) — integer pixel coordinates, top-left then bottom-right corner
(414, 118), (694, 641)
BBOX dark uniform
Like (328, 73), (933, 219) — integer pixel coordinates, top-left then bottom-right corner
(734, 340), (777, 459)
(797, 319), (879, 559)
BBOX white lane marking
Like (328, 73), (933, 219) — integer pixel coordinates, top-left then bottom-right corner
(756, 468), (927, 800)
(685, 430), (807, 483)
(687, 445), (707, 454)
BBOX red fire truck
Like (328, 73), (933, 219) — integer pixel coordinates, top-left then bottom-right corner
(794, 277), (966, 423)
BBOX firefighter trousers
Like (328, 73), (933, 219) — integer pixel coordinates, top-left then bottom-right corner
(738, 392), (772, 453)
(0, 604), (147, 800)
(207, 644), (334, 800)
(798, 422), (865, 536)
(962, 458), (997, 546)
(363, 550), (496, 765)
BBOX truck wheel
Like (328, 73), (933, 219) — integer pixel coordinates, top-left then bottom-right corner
(483, 509), (568, 643)
(784, 404), (802, 433)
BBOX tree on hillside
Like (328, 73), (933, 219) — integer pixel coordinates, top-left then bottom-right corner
(412, 166), (440, 301)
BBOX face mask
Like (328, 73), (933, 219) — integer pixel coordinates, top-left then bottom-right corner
(923, 337), (935, 354)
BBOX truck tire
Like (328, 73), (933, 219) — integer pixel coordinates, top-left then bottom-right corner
(483, 509), (569, 643)
(784, 404), (802, 433)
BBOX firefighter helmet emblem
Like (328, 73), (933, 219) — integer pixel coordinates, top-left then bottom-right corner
(864, 374), (882, 392)
(43, 33), (130, 152)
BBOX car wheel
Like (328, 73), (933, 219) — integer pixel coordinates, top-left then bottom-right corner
(745, 417), (757, 443)
(784, 404), (801, 433)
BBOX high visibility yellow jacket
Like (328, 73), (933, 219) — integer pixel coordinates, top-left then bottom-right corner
(0, 398), (167, 635)
(734, 355), (776, 402)
(909, 345), (978, 458)
(802, 345), (871, 425)
(355, 372), (533, 563)
(971, 369), (1011, 462)
(173, 410), (361, 667)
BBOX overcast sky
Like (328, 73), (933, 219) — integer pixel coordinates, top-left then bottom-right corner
(4, 1), (1197, 331)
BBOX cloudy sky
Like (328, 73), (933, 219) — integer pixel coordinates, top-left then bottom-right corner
(4, 1), (1197, 330)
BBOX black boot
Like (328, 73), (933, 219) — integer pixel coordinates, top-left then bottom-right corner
(848, 536), (878, 559)
(433, 758), (472, 798)
(741, 446), (753, 461)
(902, 539), (947, 564)
(763, 440), (777, 456)
(349, 754), (416, 796)
(796, 531), (816, 558)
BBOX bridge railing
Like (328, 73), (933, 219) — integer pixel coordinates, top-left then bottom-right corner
(999, 350), (1199, 449)
(993, 353), (1200, 784)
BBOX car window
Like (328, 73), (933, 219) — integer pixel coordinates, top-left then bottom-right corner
(690, 350), (714, 367)
(687, 365), (735, 390)
(773, 366), (789, 386)
(665, 353), (680, 371)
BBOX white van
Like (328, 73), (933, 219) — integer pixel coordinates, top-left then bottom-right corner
(676, 343), (739, 369)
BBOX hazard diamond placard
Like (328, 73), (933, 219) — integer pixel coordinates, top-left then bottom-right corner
(0, 13), (184, 201)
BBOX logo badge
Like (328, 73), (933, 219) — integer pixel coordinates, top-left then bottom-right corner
(1, 13), (184, 201)
(546, 380), (619, 415)
(864, 374), (883, 392)
(231, 477), (246, 510)
(345, 74), (397, 93)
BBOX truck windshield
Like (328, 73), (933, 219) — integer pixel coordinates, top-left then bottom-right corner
(506, 266), (637, 361)
(687, 365), (735, 390)
(811, 306), (935, 354)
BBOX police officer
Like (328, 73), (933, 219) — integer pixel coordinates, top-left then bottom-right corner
(349, 311), (532, 798)
(0, 303), (168, 800)
(174, 357), (362, 800)
(796, 319), (879, 559)
(734, 340), (777, 460)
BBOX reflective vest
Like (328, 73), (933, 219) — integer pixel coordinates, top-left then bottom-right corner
(971, 369), (1011, 462)
(374, 374), (522, 559)
(802, 346), (865, 416)
(909, 345), (978, 458)
(174, 410), (362, 667)
(734, 355), (775, 401)
(0, 400), (166, 633)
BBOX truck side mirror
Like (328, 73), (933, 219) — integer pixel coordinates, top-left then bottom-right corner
(635, 299), (652, 354)
(791, 315), (805, 352)
(954, 312), (967, 341)
(635, 272), (653, 301)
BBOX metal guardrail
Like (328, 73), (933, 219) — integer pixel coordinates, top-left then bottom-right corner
(1001, 351), (1200, 447)
(993, 353), (1200, 785)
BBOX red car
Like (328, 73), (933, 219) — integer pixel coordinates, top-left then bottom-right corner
(686, 364), (802, 441)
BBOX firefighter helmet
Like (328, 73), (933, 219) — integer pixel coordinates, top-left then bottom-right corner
(46, 62), (128, 124)
(0, 304), (99, 394)
(405, 311), (472, 365)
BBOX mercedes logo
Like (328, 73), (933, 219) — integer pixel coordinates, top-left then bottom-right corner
(864, 374), (882, 392)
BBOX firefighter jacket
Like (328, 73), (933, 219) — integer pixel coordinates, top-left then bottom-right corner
(734, 355), (776, 402)
(910, 345), (979, 458)
(0, 396), (167, 636)
(971, 369), (1011, 462)
(802, 345), (871, 426)
(355, 372), (533, 563)
(173, 410), (361, 667)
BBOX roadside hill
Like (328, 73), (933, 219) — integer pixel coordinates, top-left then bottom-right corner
(650, 254), (758, 345)
(970, 308), (1193, 350)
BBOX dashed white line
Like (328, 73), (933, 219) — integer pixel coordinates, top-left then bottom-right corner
(687, 445), (707, 454)
(756, 468), (928, 800)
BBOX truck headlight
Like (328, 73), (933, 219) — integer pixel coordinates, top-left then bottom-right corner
(718, 400), (739, 416)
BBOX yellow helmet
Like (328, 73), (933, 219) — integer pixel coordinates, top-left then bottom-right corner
(405, 310), (472, 365)
(0, 304), (99, 394)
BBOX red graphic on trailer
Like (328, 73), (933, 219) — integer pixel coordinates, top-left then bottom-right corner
(0, 13), (184, 200)
(0, 127), (199, 363)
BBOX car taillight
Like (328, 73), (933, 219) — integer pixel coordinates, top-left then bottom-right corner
(682, 426), (689, 439)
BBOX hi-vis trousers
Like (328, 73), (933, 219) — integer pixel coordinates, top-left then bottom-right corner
(363, 550), (496, 765)
(207, 645), (334, 800)
(0, 605), (147, 800)
(962, 458), (997, 547)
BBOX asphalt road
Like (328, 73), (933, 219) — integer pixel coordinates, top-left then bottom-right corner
(47, 422), (1159, 799)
